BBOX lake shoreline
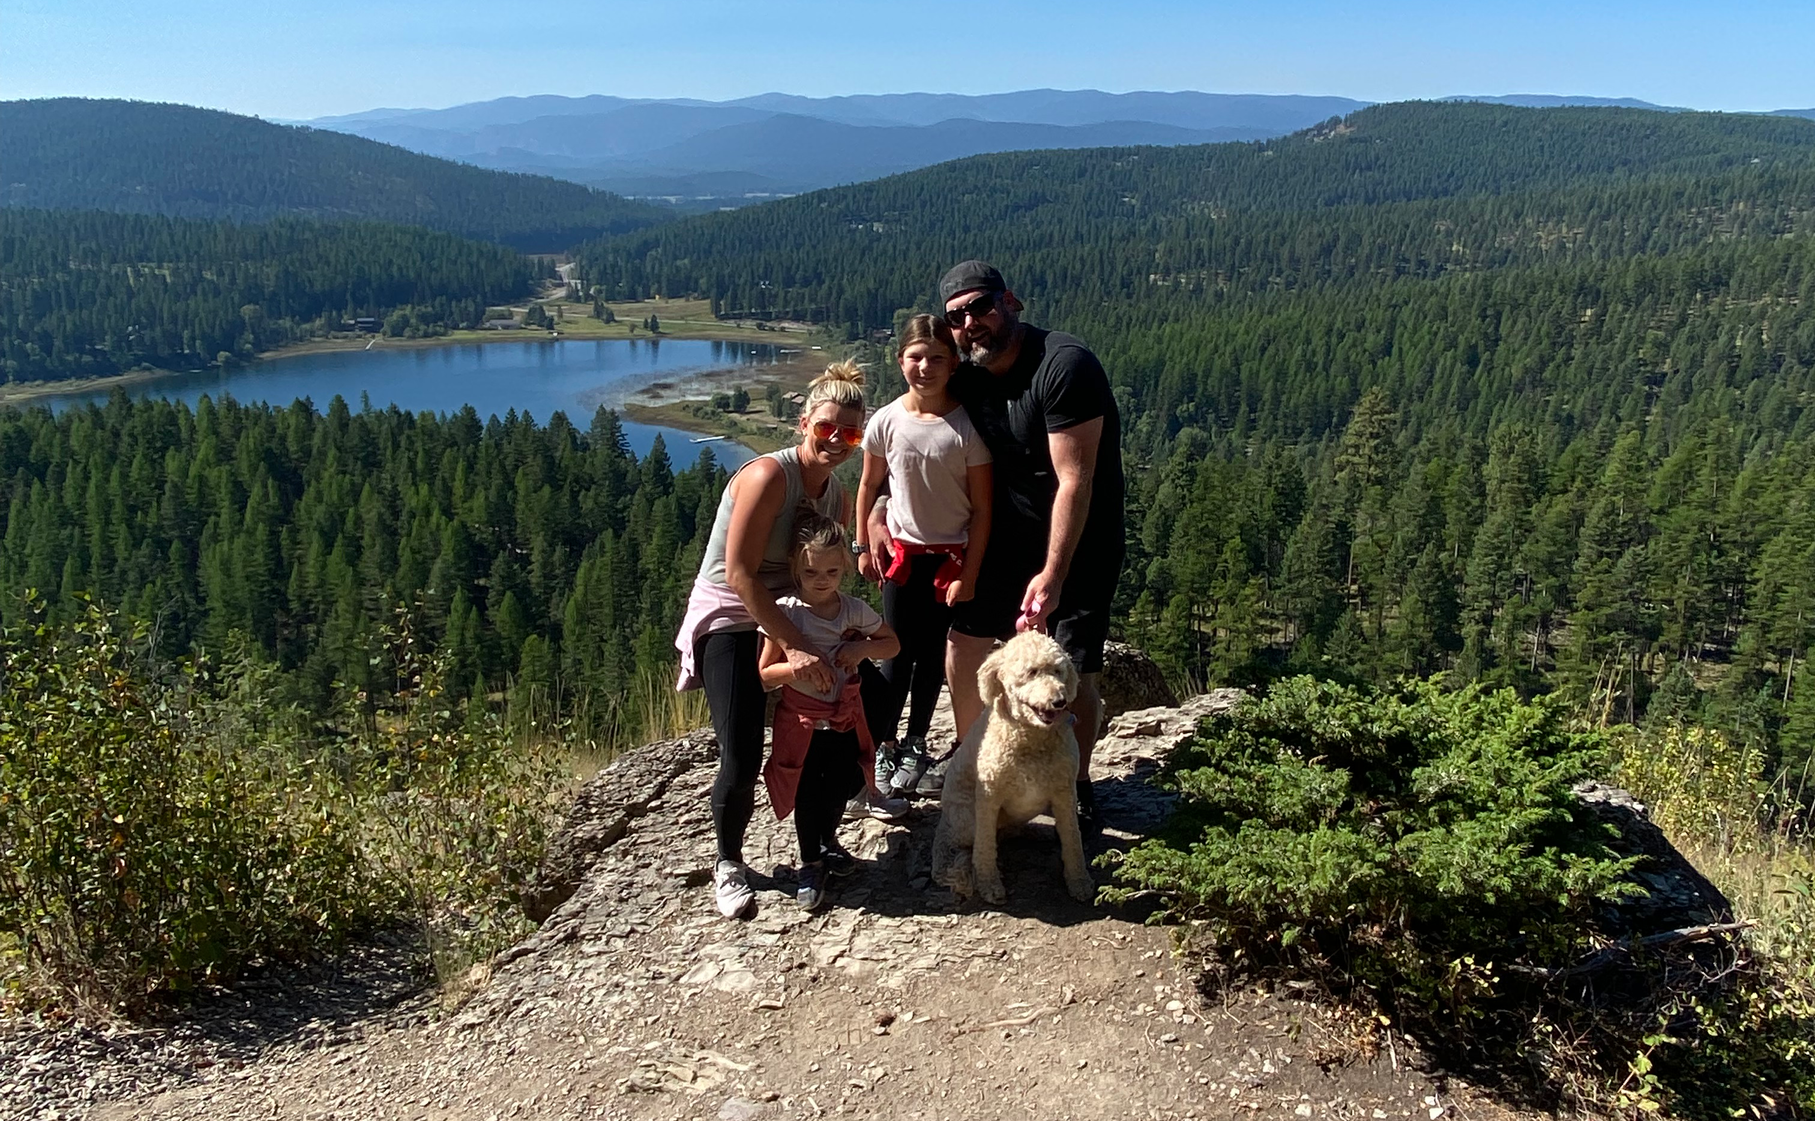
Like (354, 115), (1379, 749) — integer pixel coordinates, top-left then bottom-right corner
(0, 300), (828, 409)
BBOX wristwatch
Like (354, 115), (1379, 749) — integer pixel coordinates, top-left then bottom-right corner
(851, 542), (869, 556)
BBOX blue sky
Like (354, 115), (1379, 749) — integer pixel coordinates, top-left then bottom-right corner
(1, 0), (1809, 119)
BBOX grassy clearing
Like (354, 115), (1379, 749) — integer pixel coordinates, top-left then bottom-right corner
(504, 294), (826, 344)
(622, 399), (799, 454)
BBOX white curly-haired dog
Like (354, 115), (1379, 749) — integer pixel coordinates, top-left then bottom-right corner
(931, 631), (1095, 905)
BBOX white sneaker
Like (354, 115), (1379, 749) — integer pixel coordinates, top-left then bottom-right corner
(714, 860), (755, 919)
(844, 790), (911, 822)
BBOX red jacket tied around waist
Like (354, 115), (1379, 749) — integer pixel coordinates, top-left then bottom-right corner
(882, 540), (966, 592)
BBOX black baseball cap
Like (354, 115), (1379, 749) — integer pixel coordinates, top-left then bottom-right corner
(938, 260), (1007, 304)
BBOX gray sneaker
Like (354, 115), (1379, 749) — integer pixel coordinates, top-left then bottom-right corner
(888, 736), (930, 795)
(796, 862), (829, 910)
(714, 860), (755, 919)
(915, 746), (954, 795)
(874, 741), (899, 790)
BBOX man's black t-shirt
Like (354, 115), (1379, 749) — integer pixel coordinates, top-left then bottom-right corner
(949, 326), (1124, 562)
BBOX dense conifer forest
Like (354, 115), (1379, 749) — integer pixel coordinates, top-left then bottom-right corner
(0, 209), (546, 381)
(0, 394), (719, 735)
(0, 99), (667, 251)
(577, 102), (1815, 793)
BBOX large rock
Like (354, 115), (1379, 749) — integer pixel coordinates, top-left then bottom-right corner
(1573, 781), (1733, 934)
(1098, 640), (1177, 717)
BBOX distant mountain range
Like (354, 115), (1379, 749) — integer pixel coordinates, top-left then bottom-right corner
(295, 91), (1369, 201)
(294, 89), (1812, 205)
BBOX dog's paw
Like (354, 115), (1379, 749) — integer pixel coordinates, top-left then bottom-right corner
(1066, 873), (1097, 904)
(976, 875), (1007, 905)
(942, 866), (973, 897)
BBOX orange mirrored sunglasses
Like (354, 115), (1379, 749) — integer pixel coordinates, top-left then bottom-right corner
(810, 419), (864, 445)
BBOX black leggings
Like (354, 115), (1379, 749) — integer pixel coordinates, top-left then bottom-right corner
(698, 630), (766, 865)
(877, 553), (955, 742)
(795, 728), (863, 864)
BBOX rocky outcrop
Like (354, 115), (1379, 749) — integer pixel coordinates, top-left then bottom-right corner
(21, 679), (1747, 1121)
(521, 730), (718, 923)
(1098, 640), (1177, 717)
(1574, 781), (1734, 933)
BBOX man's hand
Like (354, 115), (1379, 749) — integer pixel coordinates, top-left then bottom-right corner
(943, 577), (974, 606)
(1018, 570), (1059, 632)
(785, 645), (835, 693)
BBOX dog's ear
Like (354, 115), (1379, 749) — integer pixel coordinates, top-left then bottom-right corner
(978, 651), (1005, 714)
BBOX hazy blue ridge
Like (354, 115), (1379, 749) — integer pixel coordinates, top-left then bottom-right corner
(1439, 93), (1688, 111)
(300, 90), (1357, 197)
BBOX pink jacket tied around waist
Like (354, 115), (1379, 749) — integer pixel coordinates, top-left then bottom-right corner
(763, 678), (876, 821)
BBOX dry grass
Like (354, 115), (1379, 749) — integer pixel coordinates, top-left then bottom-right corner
(550, 667), (713, 783)
(1616, 723), (1815, 989)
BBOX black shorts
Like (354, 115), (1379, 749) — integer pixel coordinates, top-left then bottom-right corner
(951, 522), (1123, 674)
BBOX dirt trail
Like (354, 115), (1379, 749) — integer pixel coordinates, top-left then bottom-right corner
(17, 692), (1534, 1121)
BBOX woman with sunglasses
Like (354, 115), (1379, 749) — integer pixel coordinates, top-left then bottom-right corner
(675, 359), (869, 919)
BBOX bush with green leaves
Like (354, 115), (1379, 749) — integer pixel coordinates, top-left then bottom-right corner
(1106, 676), (1635, 1008)
(0, 600), (568, 1014)
(0, 603), (378, 1011)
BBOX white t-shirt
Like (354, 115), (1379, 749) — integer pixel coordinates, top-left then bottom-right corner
(862, 398), (993, 545)
(770, 593), (883, 703)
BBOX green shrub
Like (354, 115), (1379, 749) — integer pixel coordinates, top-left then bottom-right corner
(1109, 676), (1815, 1114)
(0, 603), (378, 1011)
(1108, 676), (1634, 999)
(0, 600), (569, 1015)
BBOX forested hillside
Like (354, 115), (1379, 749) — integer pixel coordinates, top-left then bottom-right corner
(580, 101), (1815, 791)
(3, 101), (1813, 794)
(0, 99), (667, 251)
(0, 394), (718, 732)
(0, 209), (546, 381)
(575, 102), (1815, 325)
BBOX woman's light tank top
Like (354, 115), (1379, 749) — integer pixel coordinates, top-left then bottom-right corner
(699, 446), (845, 594)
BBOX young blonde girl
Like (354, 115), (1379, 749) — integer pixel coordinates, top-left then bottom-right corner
(855, 315), (993, 793)
(758, 515), (900, 910)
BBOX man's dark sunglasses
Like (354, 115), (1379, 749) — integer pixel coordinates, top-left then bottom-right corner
(943, 292), (998, 328)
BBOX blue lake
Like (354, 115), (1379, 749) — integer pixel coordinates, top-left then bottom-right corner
(35, 338), (776, 469)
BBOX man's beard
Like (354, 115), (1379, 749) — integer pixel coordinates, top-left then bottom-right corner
(962, 316), (1016, 366)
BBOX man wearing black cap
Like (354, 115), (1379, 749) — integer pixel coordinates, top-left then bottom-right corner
(932, 260), (1124, 828)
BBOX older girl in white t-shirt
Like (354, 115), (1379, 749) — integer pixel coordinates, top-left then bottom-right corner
(855, 314), (993, 793)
